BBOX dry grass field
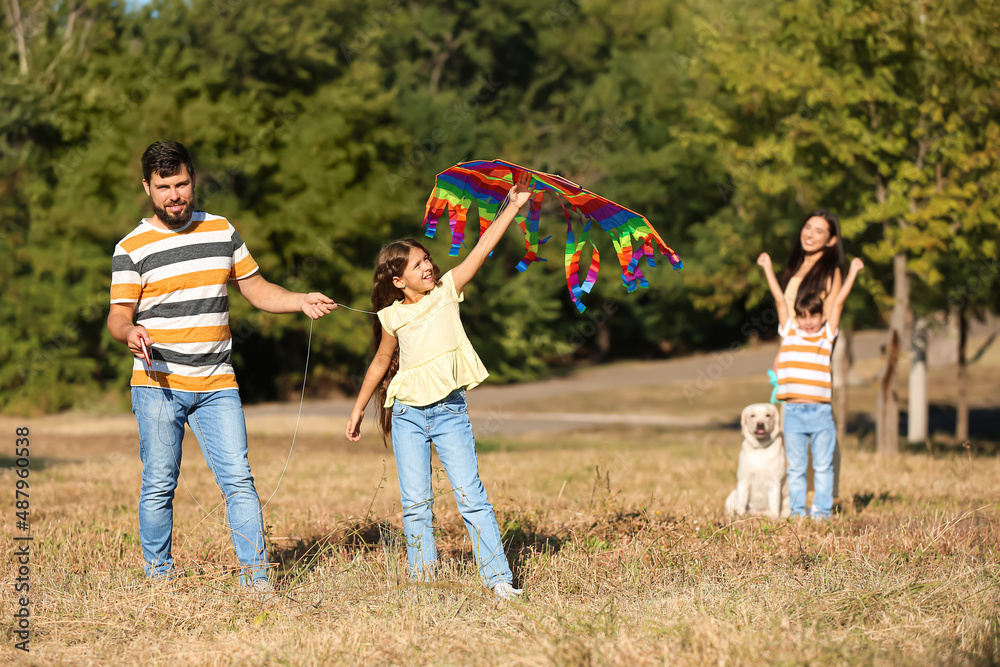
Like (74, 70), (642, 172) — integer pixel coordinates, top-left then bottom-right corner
(1, 338), (999, 665)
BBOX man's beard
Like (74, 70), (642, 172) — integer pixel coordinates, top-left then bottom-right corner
(152, 197), (195, 228)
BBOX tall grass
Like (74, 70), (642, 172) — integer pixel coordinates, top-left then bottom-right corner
(2, 424), (998, 665)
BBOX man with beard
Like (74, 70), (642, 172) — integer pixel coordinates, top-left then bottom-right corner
(106, 141), (336, 590)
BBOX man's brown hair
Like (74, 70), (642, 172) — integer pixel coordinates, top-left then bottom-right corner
(141, 141), (195, 182)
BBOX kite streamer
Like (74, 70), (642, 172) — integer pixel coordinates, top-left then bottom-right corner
(422, 159), (683, 312)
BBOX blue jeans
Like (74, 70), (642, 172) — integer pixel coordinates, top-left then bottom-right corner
(784, 402), (837, 518)
(131, 387), (269, 585)
(390, 389), (513, 588)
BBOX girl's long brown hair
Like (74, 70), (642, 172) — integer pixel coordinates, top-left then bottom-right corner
(371, 239), (442, 439)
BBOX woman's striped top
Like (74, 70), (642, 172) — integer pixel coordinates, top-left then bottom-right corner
(110, 212), (258, 392)
(776, 320), (837, 403)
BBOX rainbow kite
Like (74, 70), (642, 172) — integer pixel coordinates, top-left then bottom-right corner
(422, 159), (683, 312)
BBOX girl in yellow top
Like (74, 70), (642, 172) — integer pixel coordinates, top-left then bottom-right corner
(346, 172), (535, 600)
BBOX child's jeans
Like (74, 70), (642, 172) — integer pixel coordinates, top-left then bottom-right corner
(390, 389), (513, 588)
(784, 402), (837, 518)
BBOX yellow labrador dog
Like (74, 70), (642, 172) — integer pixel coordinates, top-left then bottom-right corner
(724, 403), (790, 519)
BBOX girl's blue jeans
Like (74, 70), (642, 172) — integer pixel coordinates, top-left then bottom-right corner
(131, 387), (269, 586)
(390, 389), (513, 588)
(784, 402), (837, 518)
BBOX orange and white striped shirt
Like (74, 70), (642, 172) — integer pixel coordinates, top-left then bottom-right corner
(776, 320), (837, 403)
(110, 212), (259, 392)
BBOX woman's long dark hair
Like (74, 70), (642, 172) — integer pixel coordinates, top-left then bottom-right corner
(370, 238), (441, 440)
(781, 209), (845, 298)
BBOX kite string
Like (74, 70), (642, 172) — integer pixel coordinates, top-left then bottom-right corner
(138, 318), (323, 529)
(259, 317), (312, 512)
(334, 302), (377, 315)
(494, 190), (512, 222)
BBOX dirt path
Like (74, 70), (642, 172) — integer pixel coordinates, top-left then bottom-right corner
(12, 325), (993, 439)
(245, 330), (894, 436)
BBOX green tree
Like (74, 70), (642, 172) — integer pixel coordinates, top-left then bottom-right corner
(676, 0), (1000, 452)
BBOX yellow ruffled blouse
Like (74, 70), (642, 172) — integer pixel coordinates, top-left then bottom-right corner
(377, 270), (489, 407)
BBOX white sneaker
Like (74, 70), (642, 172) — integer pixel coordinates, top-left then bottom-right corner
(492, 581), (522, 600)
(247, 578), (274, 598)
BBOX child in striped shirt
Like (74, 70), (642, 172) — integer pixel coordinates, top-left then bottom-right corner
(758, 252), (863, 518)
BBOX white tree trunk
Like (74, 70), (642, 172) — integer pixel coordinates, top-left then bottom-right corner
(890, 253), (910, 336)
(3, 0), (30, 75)
(908, 316), (929, 443)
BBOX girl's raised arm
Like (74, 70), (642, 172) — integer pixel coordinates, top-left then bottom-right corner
(452, 172), (535, 295)
(346, 327), (398, 442)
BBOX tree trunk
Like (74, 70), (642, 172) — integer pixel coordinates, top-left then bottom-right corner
(877, 331), (900, 456)
(956, 306), (969, 442)
(3, 0), (30, 75)
(594, 319), (611, 362)
(831, 327), (852, 497)
(936, 305), (961, 367)
(890, 253), (910, 336)
(908, 315), (929, 443)
(876, 252), (908, 455)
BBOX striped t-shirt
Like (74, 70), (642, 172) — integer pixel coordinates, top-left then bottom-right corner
(776, 320), (838, 403)
(110, 212), (259, 392)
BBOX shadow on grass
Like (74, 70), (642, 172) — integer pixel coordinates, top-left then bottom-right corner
(497, 511), (570, 588)
(269, 518), (393, 580)
(499, 502), (663, 587)
(0, 454), (61, 471)
(852, 491), (901, 513)
(269, 513), (571, 590)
